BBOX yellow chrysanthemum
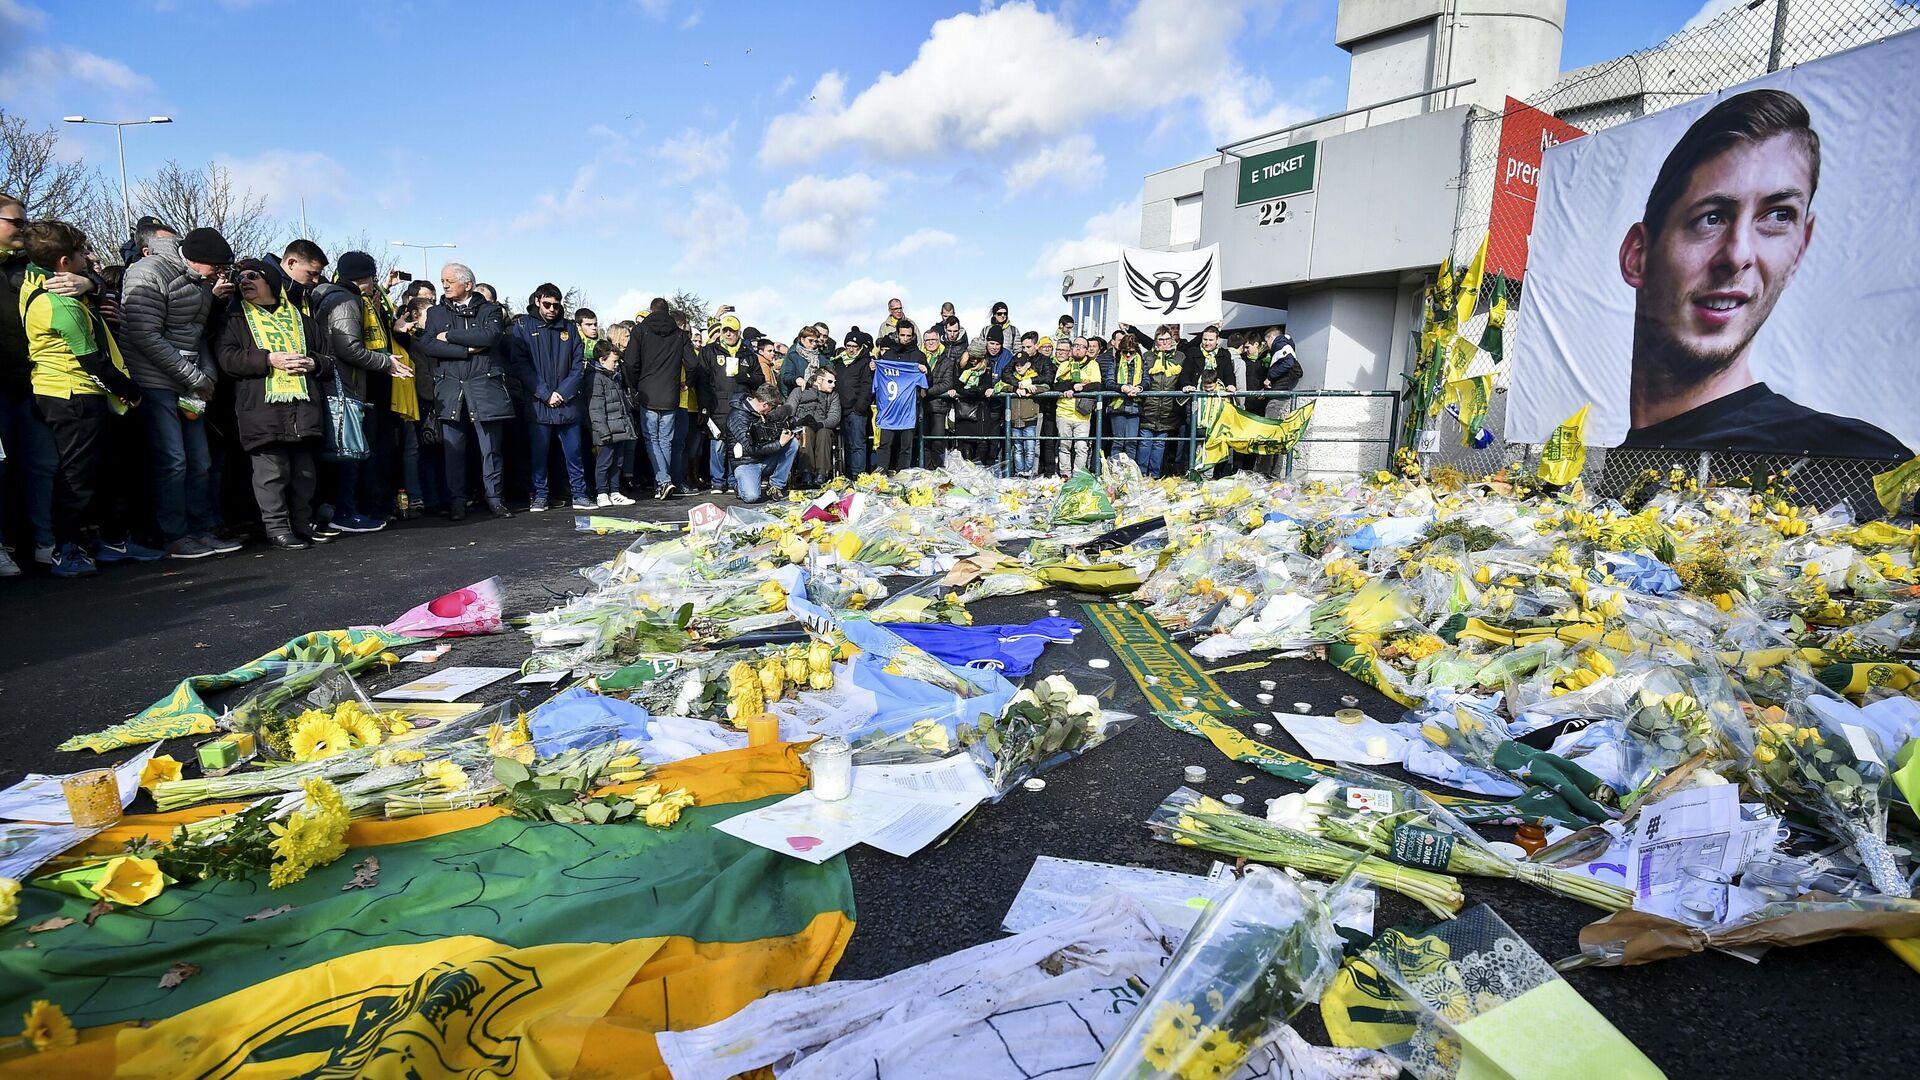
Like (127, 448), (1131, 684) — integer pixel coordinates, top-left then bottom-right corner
(1184, 1024), (1247, 1080)
(0, 877), (19, 929)
(20, 999), (76, 1052)
(267, 779), (351, 889)
(288, 718), (353, 762)
(421, 760), (469, 793)
(138, 754), (183, 793)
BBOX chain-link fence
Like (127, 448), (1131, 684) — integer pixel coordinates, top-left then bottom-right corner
(1422, 0), (1919, 512)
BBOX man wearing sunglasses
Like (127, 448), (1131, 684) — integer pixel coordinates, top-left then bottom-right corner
(509, 283), (592, 511)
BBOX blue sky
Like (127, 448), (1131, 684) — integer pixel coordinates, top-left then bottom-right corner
(3, 0), (1719, 335)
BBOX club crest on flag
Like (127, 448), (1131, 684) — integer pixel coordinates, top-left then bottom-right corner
(1117, 244), (1224, 325)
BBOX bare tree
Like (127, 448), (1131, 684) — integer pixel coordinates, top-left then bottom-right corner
(0, 109), (99, 224)
(133, 159), (282, 261)
(561, 285), (596, 316)
(669, 288), (710, 328)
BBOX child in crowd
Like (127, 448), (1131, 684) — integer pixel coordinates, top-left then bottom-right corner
(588, 335), (638, 506)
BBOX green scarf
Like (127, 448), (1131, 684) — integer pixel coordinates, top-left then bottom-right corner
(244, 293), (310, 402)
(835, 349), (863, 366)
(959, 365), (986, 390)
(1148, 349), (1184, 380)
(921, 346), (943, 367)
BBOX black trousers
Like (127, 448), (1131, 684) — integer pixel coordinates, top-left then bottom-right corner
(36, 393), (117, 545)
(249, 441), (319, 537)
(441, 418), (504, 506)
(877, 427), (914, 472)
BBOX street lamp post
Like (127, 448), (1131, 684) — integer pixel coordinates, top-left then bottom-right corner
(62, 116), (172, 231)
(390, 240), (458, 280)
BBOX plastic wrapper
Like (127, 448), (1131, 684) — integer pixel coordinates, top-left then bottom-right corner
(381, 576), (505, 638)
(223, 662), (375, 762)
(1358, 905), (1663, 1080)
(1089, 866), (1350, 1080)
(960, 673), (1137, 797)
(1570, 891), (1920, 967)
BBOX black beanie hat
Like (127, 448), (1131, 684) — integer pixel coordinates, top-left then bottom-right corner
(180, 227), (234, 265)
(335, 250), (377, 282)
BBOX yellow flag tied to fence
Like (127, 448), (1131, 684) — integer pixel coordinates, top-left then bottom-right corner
(1871, 455), (1920, 514)
(1191, 397), (1315, 473)
(1536, 404), (1590, 487)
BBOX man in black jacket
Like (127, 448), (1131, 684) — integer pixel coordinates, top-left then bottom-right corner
(621, 297), (696, 500)
(698, 313), (757, 493)
(832, 328), (874, 477)
(726, 384), (797, 503)
(1, 191), (63, 573)
(412, 262), (513, 521)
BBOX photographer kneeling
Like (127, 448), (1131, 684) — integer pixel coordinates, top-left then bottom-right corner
(727, 383), (798, 504)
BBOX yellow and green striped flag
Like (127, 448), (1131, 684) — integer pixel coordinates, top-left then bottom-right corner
(1871, 455), (1920, 515)
(1, 744), (854, 1079)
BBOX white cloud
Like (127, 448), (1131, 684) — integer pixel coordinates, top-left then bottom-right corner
(761, 172), (887, 260)
(507, 162), (629, 234)
(0, 0), (47, 31)
(725, 285), (793, 332)
(822, 277), (906, 327)
(654, 124), (733, 183)
(758, 0), (1309, 166)
(214, 149), (351, 218)
(1030, 197), (1141, 279)
(610, 288), (654, 321)
(1005, 134), (1105, 193)
(879, 227), (958, 260)
(668, 190), (750, 270)
(1684, 0), (1743, 30)
(774, 74), (796, 97)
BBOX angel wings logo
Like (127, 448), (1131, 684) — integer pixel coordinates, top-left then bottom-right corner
(1124, 252), (1215, 317)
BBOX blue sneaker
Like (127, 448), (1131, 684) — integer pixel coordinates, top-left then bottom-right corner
(95, 539), (167, 564)
(331, 513), (387, 533)
(51, 542), (97, 578)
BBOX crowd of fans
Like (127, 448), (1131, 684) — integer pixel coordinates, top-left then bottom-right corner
(0, 196), (1302, 580)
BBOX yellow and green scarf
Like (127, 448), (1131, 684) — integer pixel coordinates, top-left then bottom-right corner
(360, 291), (420, 421)
(244, 293), (310, 403)
(1148, 349), (1184, 380)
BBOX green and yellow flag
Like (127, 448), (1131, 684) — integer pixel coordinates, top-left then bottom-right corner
(1191, 398), (1315, 473)
(1871, 455), (1920, 515)
(1480, 273), (1509, 363)
(1536, 404), (1590, 488)
(1, 744), (854, 1079)
(1453, 234), (1488, 328)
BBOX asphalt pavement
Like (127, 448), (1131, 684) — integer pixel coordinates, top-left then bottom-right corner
(0, 497), (1910, 1078)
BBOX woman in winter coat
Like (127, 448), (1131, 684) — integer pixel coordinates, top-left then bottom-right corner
(587, 345), (639, 505)
(214, 259), (335, 550)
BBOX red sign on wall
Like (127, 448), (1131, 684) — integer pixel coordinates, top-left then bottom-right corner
(1487, 97), (1587, 281)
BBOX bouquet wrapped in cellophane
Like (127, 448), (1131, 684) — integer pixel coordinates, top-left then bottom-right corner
(1089, 865), (1352, 1080)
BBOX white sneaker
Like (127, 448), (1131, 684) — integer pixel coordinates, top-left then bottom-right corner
(33, 543), (55, 565)
(0, 549), (19, 577)
(528, 504), (549, 513)
(596, 493), (612, 507)
(608, 492), (635, 506)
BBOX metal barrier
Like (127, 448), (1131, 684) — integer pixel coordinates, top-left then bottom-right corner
(911, 389), (1401, 479)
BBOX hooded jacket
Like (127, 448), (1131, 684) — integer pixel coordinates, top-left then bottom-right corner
(510, 312), (588, 424)
(587, 359), (639, 445)
(214, 293), (335, 451)
(119, 236), (217, 397)
(414, 293), (515, 423)
(622, 309), (695, 413)
(311, 282), (399, 402)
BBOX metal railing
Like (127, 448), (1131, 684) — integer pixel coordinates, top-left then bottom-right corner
(903, 389), (1401, 479)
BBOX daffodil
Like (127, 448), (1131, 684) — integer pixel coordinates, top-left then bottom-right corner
(90, 855), (166, 907)
(20, 1000), (76, 1052)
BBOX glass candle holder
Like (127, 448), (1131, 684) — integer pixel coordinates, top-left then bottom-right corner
(808, 736), (852, 802)
(63, 769), (122, 828)
(1678, 864), (1731, 926)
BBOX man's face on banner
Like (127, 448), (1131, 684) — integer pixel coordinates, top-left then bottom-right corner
(1622, 133), (1817, 382)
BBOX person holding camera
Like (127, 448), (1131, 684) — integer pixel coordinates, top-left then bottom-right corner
(785, 365), (841, 488)
(214, 259), (335, 551)
(727, 383), (798, 504)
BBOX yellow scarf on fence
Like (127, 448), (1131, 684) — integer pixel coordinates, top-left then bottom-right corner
(360, 292), (421, 420)
(244, 293), (309, 402)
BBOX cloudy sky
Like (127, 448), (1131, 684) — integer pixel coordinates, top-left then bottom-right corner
(3, 0), (1716, 334)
